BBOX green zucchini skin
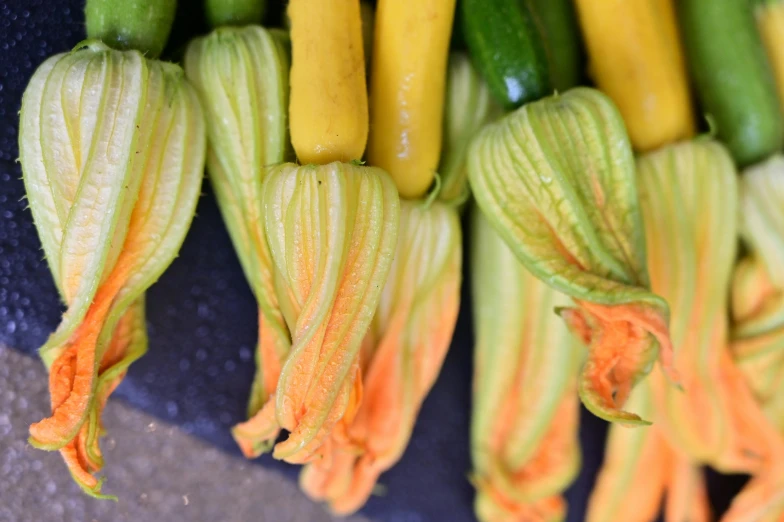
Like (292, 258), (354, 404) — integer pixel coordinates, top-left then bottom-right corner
(529, 0), (584, 91)
(462, 0), (551, 109)
(679, 0), (783, 167)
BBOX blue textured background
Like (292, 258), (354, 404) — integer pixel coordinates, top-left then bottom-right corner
(0, 1), (746, 520)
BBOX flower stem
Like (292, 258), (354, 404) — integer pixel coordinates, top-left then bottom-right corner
(85, 0), (177, 58)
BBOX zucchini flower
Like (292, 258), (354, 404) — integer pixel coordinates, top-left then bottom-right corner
(637, 140), (754, 467)
(241, 0), (400, 466)
(184, 24), (292, 458)
(467, 87), (677, 424)
(299, 14), (465, 510)
(438, 53), (499, 205)
(19, 39), (206, 496)
(470, 210), (581, 522)
(258, 162), (399, 463)
(586, 380), (711, 522)
(591, 142), (784, 522)
(726, 155), (784, 521)
(732, 154), (784, 431)
(299, 199), (461, 514)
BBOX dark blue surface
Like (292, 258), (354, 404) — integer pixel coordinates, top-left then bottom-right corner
(0, 1), (745, 521)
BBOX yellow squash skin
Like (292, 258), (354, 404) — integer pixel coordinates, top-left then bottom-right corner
(574, 0), (694, 152)
(288, 0), (368, 164)
(368, 0), (456, 199)
(756, 0), (784, 114)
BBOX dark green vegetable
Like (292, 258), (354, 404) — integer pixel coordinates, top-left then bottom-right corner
(529, 0), (584, 91)
(679, 0), (783, 166)
(461, 0), (551, 109)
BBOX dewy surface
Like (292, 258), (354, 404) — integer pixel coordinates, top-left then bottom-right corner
(0, 0), (751, 520)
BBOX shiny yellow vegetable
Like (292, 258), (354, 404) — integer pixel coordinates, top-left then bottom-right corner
(288, 0), (368, 164)
(756, 0), (784, 113)
(368, 0), (456, 199)
(574, 0), (694, 152)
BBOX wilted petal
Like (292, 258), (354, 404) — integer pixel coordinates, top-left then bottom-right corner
(262, 162), (399, 463)
(468, 87), (676, 424)
(470, 210), (580, 522)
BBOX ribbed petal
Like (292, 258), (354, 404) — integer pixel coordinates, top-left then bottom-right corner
(470, 209), (580, 522)
(733, 154), (784, 422)
(262, 162), (399, 463)
(300, 199), (461, 514)
(468, 87), (676, 424)
(20, 43), (205, 496)
(184, 26), (293, 455)
(637, 140), (748, 465)
(724, 154), (784, 521)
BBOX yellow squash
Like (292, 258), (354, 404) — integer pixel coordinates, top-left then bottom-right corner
(288, 0), (368, 164)
(368, 0), (456, 199)
(574, 0), (694, 152)
(756, 0), (784, 113)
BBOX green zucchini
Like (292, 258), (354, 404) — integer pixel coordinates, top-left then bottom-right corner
(529, 0), (584, 91)
(679, 0), (784, 167)
(462, 0), (551, 109)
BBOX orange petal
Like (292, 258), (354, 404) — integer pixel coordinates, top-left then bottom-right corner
(665, 453), (711, 522)
(231, 397), (280, 459)
(567, 299), (678, 426)
(29, 270), (128, 450)
(262, 163), (399, 462)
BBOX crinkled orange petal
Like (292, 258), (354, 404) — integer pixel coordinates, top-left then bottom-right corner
(231, 397), (280, 459)
(230, 309), (288, 458)
(563, 299), (678, 426)
(29, 271), (125, 450)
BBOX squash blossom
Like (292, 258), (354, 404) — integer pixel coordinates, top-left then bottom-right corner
(237, 0), (401, 465)
(589, 140), (737, 522)
(258, 162), (398, 463)
(467, 87), (677, 424)
(733, 155), (784, 431)
(470, 210), (581, 522)
(591, 142), (784, 522)
(298, 7), (465, 510)
(19, 40), (206, 497)
(728, 154), (784, 521)
(183, 25), (293, 458)
(638, 140), (757, 469)
(299, 200), (461, 514)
